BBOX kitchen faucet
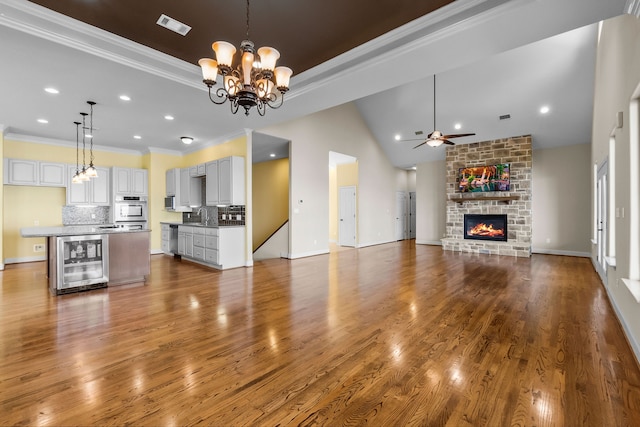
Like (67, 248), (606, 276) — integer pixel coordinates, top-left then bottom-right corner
(197, 206), (209, 225)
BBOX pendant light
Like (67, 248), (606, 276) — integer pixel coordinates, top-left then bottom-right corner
(78, 112), (90, 181)
(71, 121), (83, 184)
(85, 101), (98, 178)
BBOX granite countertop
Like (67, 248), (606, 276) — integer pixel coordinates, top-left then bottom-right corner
(21, 226), (151, 238)
(176, 223), (245, 229)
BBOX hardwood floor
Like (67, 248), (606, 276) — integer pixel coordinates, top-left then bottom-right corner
(2, 242), (640, 426)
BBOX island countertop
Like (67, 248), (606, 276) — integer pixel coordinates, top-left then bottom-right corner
(21, 226), (151, 238)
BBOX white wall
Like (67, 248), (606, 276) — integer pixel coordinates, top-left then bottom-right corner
(592, 14), (640, 362)
(259, 102), (403, 257)
(415, 160), (446, 245)
(532, 144), (591, 256)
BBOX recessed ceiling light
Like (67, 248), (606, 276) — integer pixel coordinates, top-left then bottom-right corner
(133, 135), (142, 140)
(454, 123), (462, 130)
(165, 115), (174, 120)
(540, 105), (550, 114)
(181, 136), (194, 144)
(119, 95), (131, 101)
(37, 118), (48, 124)
(44, 87), (59, 94)
(270, 153), (276, 157)
(394, 134), (401, 141)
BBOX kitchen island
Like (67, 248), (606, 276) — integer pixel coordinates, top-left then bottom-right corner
(21, 226), (151, 294)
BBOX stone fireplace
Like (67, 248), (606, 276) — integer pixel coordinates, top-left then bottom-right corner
(441, 136), (532, 257)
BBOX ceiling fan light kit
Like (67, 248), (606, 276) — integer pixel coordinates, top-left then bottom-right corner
(412, 74), (475, 149)
(198, 0), (293, 116)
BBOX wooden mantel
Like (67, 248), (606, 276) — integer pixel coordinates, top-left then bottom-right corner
(449, 194), (520, 205)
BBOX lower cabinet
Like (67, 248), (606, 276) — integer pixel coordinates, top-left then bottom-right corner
(177, 225), (245, 269)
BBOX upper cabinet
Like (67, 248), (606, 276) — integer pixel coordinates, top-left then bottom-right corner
(111, 167), (148, 197)
(179, 167), (202, 207)
(166, 168), (177, 197)
(66, 165), (110, 205)
(190, 163), (206, 177)
(206, 156), (245, 206)
(4, 159), (66, 187)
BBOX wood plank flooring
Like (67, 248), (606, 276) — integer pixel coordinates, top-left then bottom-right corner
(2, 242), (640, 426)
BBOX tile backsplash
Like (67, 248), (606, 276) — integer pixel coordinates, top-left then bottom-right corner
(62, 205), (110, 225)
(182, 205), (245, 226)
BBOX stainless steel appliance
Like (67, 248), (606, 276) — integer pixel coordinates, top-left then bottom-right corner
(164, 196), (175, 211)
(56, 234), (109, 294)
(114, 196), (147, 221)
(114, 196), (147, 229)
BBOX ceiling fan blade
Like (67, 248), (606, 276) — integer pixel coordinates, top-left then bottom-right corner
(440, 133), (475, 139)
(413, 141), (428, 149)
(443, 139), (455, 145)
(399, 138), (429, 142)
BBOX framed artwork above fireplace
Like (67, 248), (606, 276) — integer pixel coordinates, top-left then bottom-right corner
(457, 163), (510, 193)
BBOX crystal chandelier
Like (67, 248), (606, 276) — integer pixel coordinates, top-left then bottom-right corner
(198, 0), (293, 116)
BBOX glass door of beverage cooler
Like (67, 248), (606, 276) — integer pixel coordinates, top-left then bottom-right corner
(57, 235), (109, 292)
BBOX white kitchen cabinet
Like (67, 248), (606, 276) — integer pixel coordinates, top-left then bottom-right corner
(66, 165), (110, 205)
(4, 159), (37, 185)
(4, 159), (67, 187)
(177, 225), (244, 269)
(178, 230), (186, 255)
(39, 162), (66, 187)
(190, 163), (206, 177)
(112, 167), (148, 197)
(161, 224), (171, 254)
(205, 160), (219, 206)
(179, 167), (202, 207)
(166, 168), (177, 197)
(205, 156), (245, 206)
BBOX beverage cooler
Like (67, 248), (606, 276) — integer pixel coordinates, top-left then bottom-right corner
(56, 235), (109, 294)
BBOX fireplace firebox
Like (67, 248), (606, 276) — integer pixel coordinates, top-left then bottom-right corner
(464, 214), (508, 242)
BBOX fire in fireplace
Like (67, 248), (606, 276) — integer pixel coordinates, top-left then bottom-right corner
(464, 214), (508, 242)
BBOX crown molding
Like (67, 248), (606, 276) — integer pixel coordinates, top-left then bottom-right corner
(4, 132), (146, 156)
(0, 0), (203, 90)
(626, 0), (640, 17)
(145, 146), (184, 157)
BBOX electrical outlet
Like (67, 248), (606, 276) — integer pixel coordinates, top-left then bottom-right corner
(33, 244), (45, 252)
(34, 220), (39, 226)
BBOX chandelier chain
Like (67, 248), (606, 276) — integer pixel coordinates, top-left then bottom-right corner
(246, 0), (250, 41)
(89, 102), (95, 165)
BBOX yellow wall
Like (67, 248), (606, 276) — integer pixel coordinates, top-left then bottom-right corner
(252, 158), (289, 250)
(181, 136), (247, 166)
(142, 151), (182, 250)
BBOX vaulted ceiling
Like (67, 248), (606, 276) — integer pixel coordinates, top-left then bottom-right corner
(0, 0), (630, 167)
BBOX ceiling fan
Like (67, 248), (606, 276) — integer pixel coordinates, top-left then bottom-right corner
(408, 74), (476, 148)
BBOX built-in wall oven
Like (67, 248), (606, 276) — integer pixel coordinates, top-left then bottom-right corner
(114, 196), (147, 228)
(56, 234), (109, 294)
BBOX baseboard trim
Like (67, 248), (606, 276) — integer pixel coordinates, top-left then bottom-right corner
(287, 249), (330, 259)
(5, 256), (46, 264)
(531, 248), (590, 258)
(357, 239), (396, 249)
(415, 240), (443, 246)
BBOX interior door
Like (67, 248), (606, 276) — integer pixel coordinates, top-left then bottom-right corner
(396, 192), (407, 240)
(339, 186), (356, 247)
(596, 160), (608, 282)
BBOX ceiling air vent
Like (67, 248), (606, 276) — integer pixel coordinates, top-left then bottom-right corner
(415, 130), (424, 135)
(156, 14), (191, 36)
(499, 114), (511, 120)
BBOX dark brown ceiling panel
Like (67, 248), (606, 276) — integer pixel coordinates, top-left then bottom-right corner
(27, 0), (454, 73)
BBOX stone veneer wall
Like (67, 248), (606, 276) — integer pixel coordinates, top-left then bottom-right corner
(442, 135), (532, 257)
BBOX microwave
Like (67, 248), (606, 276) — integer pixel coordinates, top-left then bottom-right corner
(164, 196), (176, 211)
